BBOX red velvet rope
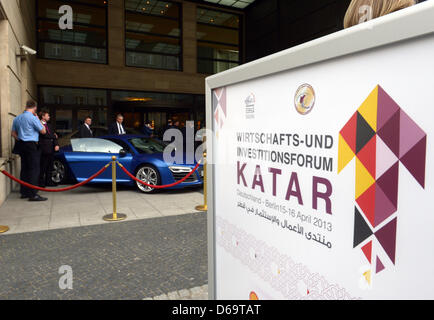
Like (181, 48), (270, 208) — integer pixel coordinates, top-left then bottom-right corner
(118, 161), (202, 189)
(0, 163), (110, 192)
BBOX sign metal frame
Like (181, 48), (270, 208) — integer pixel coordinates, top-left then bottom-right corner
(205, 1), (434, 300)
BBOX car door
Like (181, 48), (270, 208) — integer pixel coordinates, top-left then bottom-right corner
(65, 138), (132, 182)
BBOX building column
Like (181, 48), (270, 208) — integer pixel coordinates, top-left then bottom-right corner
(108, 0), (125, 67)
(0, 19), (10, 158)
(182, 2), (197, 74)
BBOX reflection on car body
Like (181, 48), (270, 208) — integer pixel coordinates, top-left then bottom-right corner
(57, 127), (141, 147)
(52, 134), (203, 193)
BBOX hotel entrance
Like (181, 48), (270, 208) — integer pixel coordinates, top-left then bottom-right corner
(113, 108), (193, 139)
(38, 87), (206, 140)
(111, 90), (205, 139)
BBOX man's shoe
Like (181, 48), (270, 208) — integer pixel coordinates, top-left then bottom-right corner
(20, 194), (29, 199)
(28, 195), (48, 202)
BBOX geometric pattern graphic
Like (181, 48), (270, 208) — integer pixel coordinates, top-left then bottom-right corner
(338, 85), (427, 275)
(216, 217), (357, 300)
(213, 87), (227, 133)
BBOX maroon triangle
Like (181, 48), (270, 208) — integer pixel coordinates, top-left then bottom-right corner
(374, 183), (397, 227)
(377, 86), (400, 130)
(377, 110), (400, 158)
(376, 256), (385, 274)
(375, 218), (397, 264)
(400, 136), (427, 188)
(376, 162), (399, 208)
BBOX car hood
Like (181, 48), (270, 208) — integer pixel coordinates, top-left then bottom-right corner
(135, 152), (200, 167)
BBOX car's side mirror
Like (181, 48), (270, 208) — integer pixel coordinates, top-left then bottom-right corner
(119, 149), (127, 157)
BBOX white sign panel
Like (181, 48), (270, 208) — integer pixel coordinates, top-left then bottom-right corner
(208, 4), (434, 300)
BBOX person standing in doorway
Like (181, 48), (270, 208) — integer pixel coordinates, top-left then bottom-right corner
(142, 120), (153, 137)
(11, 100), (47, 201)
(108, 114), (126, 135)
(79, 116), (93, 138)
(38, 110), (59, 187)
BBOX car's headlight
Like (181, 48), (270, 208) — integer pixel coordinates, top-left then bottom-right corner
(169, 166), (192, 173)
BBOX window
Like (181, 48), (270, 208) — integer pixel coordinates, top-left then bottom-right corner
(129, 137), (166, 154)
(197, 8), (241, 74)
(37, 0), (108, 63)
(125, 0), (182, 71)
(71, 138), (123, 153)
(39, 86), (108, 137)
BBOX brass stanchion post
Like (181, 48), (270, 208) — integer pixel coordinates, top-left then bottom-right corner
(103, 156), (127, 222)
(195, 151), (207, 212)
(0, 162), (10, 233)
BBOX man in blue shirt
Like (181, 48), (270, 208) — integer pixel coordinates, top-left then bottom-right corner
(11, 100), (47, 201)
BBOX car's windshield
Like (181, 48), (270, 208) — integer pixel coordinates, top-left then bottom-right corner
(71, 138), (123, 153)
(129, 137), (166, 154)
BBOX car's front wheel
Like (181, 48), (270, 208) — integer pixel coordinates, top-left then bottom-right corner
(135, 165), (160, 193)
(51, 160), (66, 184)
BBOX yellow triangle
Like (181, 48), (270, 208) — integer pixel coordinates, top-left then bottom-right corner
(355, 158), (375, 199)
(358, 85), (378, 132)
(338, 134), (355, 173)
(363, 270), (371, 285)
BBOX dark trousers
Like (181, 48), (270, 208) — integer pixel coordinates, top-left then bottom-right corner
(19, 141), (41, 198)
(39, 152), (54, 187)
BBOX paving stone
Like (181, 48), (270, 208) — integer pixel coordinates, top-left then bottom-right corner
(144, 285), (209, 300)
(178, 289), (191, 298)
(0, 213), (207, 300)
(0, 188), (203, 234)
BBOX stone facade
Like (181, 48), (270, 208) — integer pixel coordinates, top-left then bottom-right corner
(0, 0), (243, 207)
(0, 0), (37, 206)
(36, 0), (206, 95)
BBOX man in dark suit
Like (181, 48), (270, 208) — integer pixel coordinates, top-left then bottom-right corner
(108, 114), (126, 135)
(38, 110), (59, 187)
(79, 116), (93, 138)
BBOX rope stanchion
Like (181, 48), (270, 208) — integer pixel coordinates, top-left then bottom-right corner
(0, 161), (11, 233)
(0, 163), (110, 192)
(0, 156), (202, 231)
(195, 151), (207, 212)
(117, 160), (202, 189)
(0, 226), (9, 234)
(103, 156), (127, 222)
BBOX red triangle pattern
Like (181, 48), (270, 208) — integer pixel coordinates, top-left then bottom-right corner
(361, 241), (372, 263)
(356, 135), (376, 179)
(214, 108), (219, 124)
(340, 112), (358, 153)
(356, 184), (376, 228)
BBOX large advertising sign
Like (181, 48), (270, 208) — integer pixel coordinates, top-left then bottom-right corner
(207, 3), (434, 300)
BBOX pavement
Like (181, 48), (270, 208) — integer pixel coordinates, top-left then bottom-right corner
(0, 185), (208, 300)
(0, 185), (204, 234)
(146, 285), (208, 300)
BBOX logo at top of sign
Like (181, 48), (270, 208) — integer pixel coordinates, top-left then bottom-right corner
(294, 84), (315, 115)
(245, 93), (255, 119)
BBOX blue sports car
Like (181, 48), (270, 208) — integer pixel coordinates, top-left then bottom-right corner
(51, 134), (204, 193)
